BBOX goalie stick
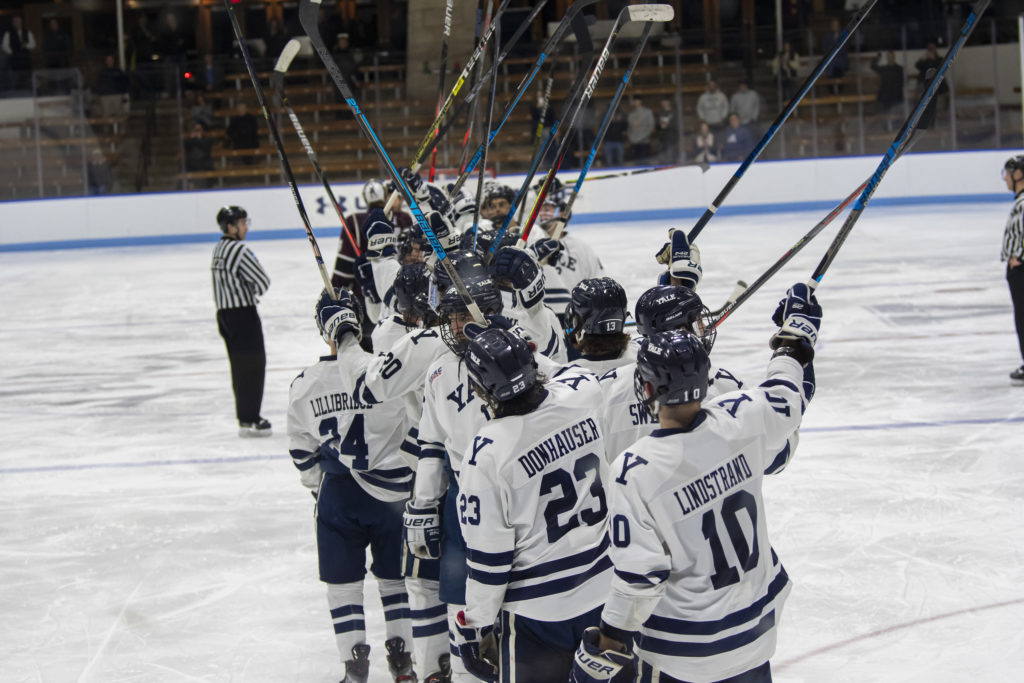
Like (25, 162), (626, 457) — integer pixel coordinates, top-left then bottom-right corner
(447, 0), (601, 198)
(271, 39), (361, 259)
(299, 0), (484, 322)
(519, 4), (675, 247)
(223, 0), (333, 295)
(546, 20), (658, 239)
(805, 0), (988, 292)
(426, 0), (455, 183)
(685, 0), (880, 244)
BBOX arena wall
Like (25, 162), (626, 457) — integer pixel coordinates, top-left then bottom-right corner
(0, 149), (1018, 251)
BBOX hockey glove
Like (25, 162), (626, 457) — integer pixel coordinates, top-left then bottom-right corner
(529, 237), (563, 266)
(427, 210), (461, 251)
(364, 208), (397, 259)
(456, 611), (498, 683)
(399, 166), (430, 202)
(569, 627), (635, 683)
(463, 314), (515, 341)
(403, 502), (441, 559)
(490, 247), (545, 308)
(315, 289), (362, 345)
(655, 229), (703, 289)
(770, 283), (822, 365)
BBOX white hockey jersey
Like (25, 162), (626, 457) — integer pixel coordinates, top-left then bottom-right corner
(573, 340), (638, 377)
(459, 375), (613, 629)
(598, 361), (746, 461)
(553, 232), (606, 292)
(287, 337), (415, 503)
(600, 355), (807, 682)
(500, 290), (569, 364)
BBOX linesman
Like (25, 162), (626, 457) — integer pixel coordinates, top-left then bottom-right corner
(211, 205), (273, 436)
(1002, 156), (1024, 384)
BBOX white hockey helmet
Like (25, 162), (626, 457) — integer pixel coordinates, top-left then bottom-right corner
(362, 179), (387, 206)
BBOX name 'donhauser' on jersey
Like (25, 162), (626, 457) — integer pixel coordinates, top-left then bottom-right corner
(672, 453), (754, 516)
(518, 417), (601, 478)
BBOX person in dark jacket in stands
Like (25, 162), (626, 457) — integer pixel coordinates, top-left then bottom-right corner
(871, 50), (903, 115)
(226, 103), (260, 165)
(97, 54), (131, 117)
(185, 121), (214, 188)
(720, 113), (753, 162)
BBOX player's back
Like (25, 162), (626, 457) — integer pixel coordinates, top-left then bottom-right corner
(462, 374), (612, 622)
(289, 340), (413, 502)
(608, 372), (803, 681)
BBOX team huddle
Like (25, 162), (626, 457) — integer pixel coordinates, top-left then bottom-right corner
(273, 168), (823, 683)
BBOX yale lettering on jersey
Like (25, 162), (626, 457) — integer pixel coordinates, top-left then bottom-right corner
(615, 451), (649, 484)
(468, 435), (493, 466)
(671, 454), (754, 516)
(310, 391), (367, 417)
(517, 417), (601, 478)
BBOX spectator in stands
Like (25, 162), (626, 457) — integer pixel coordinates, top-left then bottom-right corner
(871, 50), (903, 116)
(693, 121), (717, 165)
(42, 18), (70, 70)
(603, 107), (627, 168)
(185, 121), (214, 188)
(697, 81), (729, 132)
(656, 98), (676, 164)
(226, 103), (260, 165)
(730, 82), (760, 127)
(626, 96), (655, 163)
(156, 11), (187, 98)
(196, 53), (224, 92)
(97, 54), (130, 117)
(264, 18), (289, 65)
(720, 113), (753, 162)
(2, 15), (36, 92)
(821, 17), (849, 92)
(772, 41), (800, 98)
(128, 14), (159, 98)
(190, 92), (214, 130)
(87, 148), (114, 195)
(915, 43), (948, 100)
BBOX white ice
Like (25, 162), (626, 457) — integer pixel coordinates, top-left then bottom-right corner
(2, 200), (1023, 682)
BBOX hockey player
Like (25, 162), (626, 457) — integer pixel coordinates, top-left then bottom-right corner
(654, 228), (703, 290)
(489, 246), (568, 363)
(331, 178), (413, 290)
(569, 283), (822, 683)
(564, 277), (635, 375)
(598, 284), (744, 460)
(484, 184), (517, 229)
(287, 290), (417, 683)
(531, 194), (607, 303)
(455, 328), (613, 682)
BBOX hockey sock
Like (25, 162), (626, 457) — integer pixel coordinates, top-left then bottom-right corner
(407, 577), (449, 675)
(378, 578), (414, 648)
(326, 582), (366, 663)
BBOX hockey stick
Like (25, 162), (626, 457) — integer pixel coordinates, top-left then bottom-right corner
(514, 74), (554, 227)
(223, 0), (333, 295)
(380, 0), (518, 216)
(457, 0), (493, 178)
(686, 0), (880, 244)
(805, 0), (988, 292)
(299, 0), (484, 322)
(271, 39), (361, 258)
(548, 20), (658, 238)
(471, 6), (502, 245)
(519, 5), (675, 247)
(709, 281), (748, 318)
(485, 11), (598, 260)
(448, 0), (601, 198)
(427, 0), (455, 183)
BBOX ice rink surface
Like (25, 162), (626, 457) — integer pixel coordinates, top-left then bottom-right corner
(2, 200), (1023, 682)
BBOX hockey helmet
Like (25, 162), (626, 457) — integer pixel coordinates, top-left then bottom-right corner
(393, 262), (438, 327)
(362, 179), (387, 207)
(216, 205), (247, 232)
(438, 276), (504, 356)
(1004, 155), (1024, 179)
(564, 277), (629, 339)
(633, 330), (711, 416)
(465, 328), (539, 403)
(634, 284), (716, 352)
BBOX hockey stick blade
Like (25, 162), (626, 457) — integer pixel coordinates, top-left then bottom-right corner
(274, 39), (301, 73)
(709, 281), (747, 318)
(626, 5), (674, 23)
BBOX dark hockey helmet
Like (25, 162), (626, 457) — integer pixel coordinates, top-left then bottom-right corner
(634, 284), (716, 352)
(465, 328), (538, 403)
(432, 249), (488, 296)
(216, 205), (247, 232)
(534, 176), (567, 208)
(438, 276), (504, 356)
(633, 330), (711, 416)
(393, 262), (438, 327)
(564, 277), (629, 339)
(1004, 155), (1024, 178)
(485, 183), (515, 207)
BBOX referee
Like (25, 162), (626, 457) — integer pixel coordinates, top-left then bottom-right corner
(212, 206), (273, 435)
(1002, 156), (1024, 384)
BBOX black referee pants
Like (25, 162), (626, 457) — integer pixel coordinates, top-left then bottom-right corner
(216, 306), (266, 423)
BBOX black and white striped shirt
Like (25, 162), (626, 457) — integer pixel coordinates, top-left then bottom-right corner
(1002, 191), (1024, 262)
(211, 237), (271, 309)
